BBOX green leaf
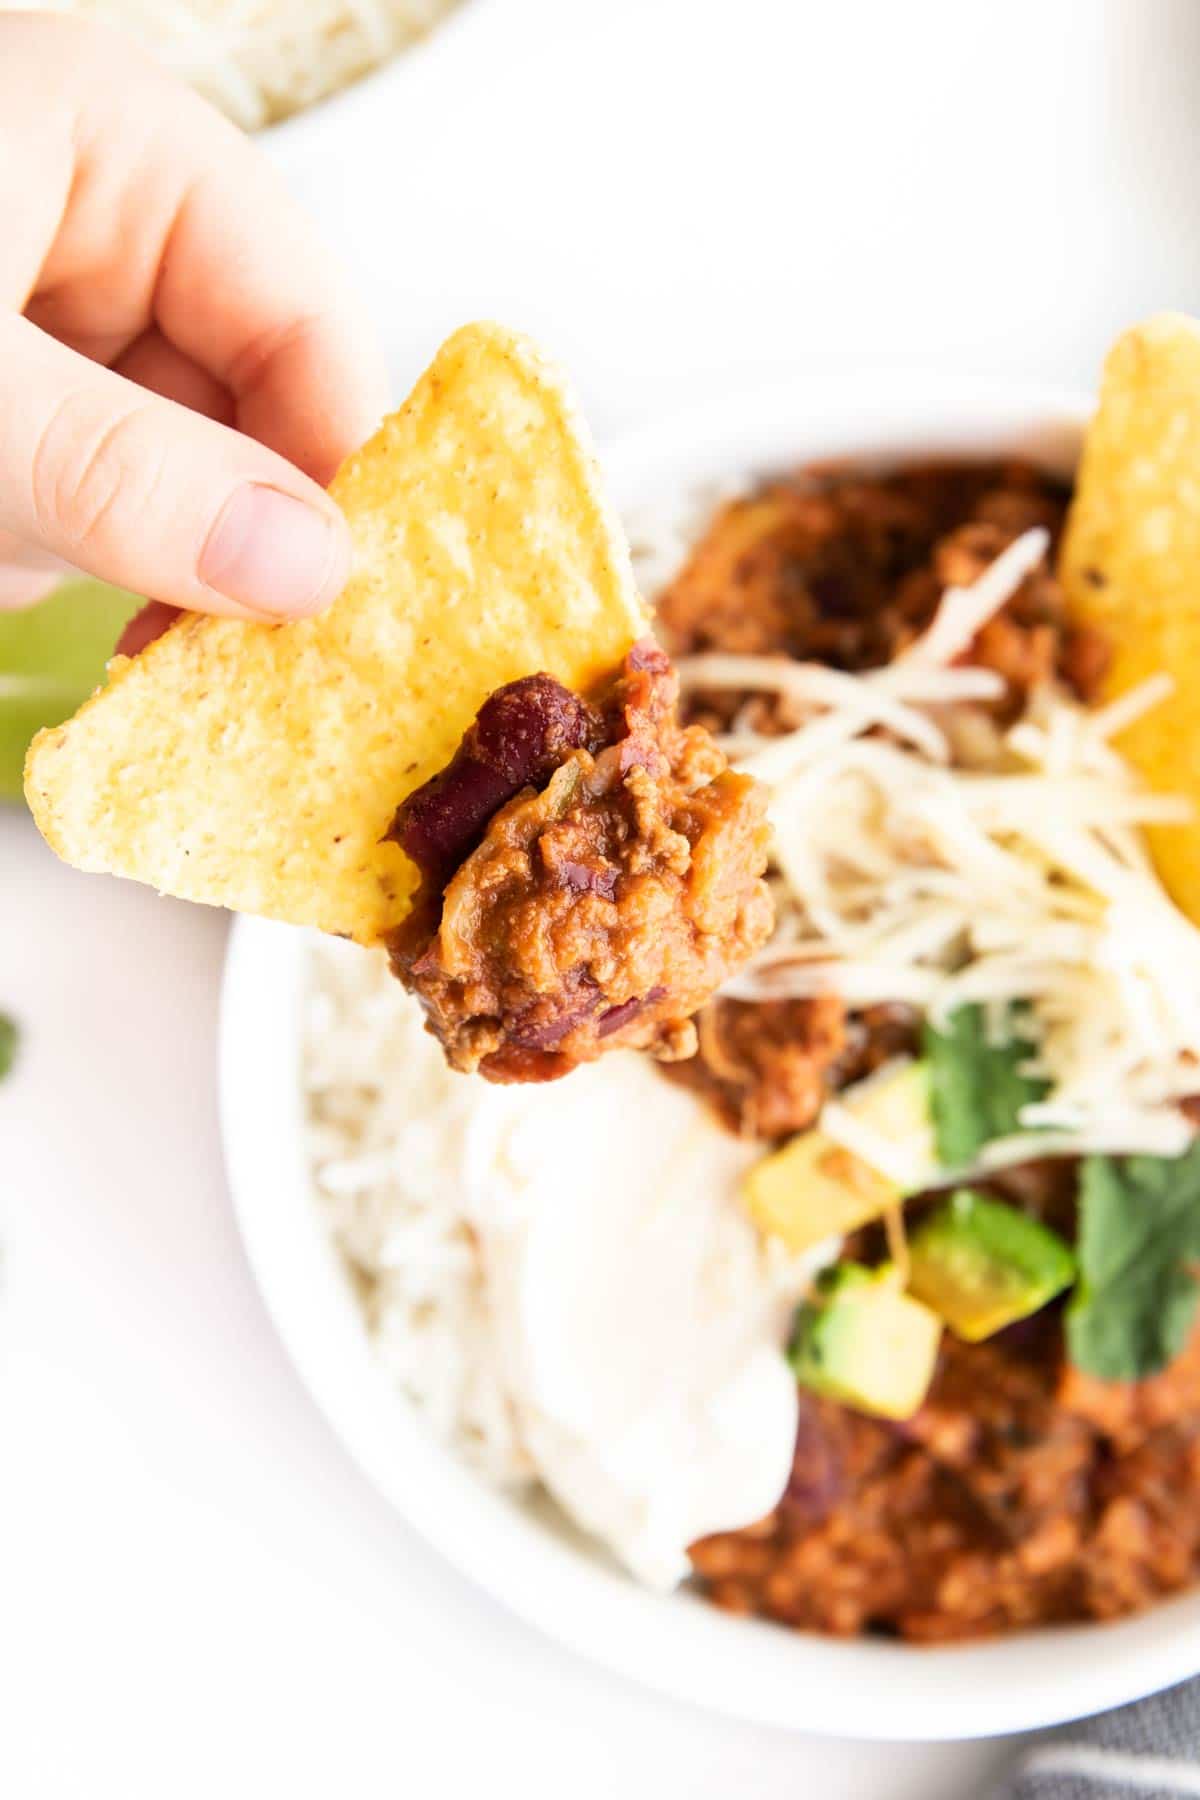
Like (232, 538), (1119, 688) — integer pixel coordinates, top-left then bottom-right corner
(922, 1002), (1048, 1167)
(1067, 1144), (1200, 1381)
(0, 1012), (17, 1081)
(0, 577), (141, 802)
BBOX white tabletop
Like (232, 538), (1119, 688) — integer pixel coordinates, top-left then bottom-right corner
(6, 1), (1198, 1792)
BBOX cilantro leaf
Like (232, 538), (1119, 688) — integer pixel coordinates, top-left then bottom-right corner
(922, 1003), (1047, 1168)
(0, 1012), (16, 1081)
(1067, 1144), (1200, 1381)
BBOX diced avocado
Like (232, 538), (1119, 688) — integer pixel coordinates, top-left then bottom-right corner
(907, 1188), (1075, 1342)
(789, 1262), (942, 1420)
(852, 1059), (938, 1161)
(743, 1060), (938, 1253)
(745, 1126), (897, 1252)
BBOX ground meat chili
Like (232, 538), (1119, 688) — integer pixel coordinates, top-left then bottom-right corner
(658, 459), (1107, 736)
(691, 1322), (1200, 1642)
(649, 457), (1199, 1643)
(387, 641), (773, 1083)
(660, 459), (1107, 1144)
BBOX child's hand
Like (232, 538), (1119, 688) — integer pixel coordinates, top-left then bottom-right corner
(0, 13), (389, 634)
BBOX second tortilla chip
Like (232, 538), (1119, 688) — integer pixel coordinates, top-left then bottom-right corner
(24, 323), (648, 944)
(1062, 313), (1200, 923)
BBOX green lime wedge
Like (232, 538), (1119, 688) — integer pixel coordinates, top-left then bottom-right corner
(0, 577), (141, 802)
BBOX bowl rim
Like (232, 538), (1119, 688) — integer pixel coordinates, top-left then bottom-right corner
(220, 369), (1200, 1738)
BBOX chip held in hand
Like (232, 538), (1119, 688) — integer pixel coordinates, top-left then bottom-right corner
(23, 323), (649, 945)
(1062, 312), (1200, 923)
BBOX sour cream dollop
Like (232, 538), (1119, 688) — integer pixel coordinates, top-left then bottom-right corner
(464, 1052), (807, 1589)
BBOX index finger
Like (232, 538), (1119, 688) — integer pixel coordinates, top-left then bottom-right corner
(36, 19), (390, 483)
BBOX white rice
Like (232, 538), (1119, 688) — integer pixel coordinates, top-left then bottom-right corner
(304, 937), (535, 1486)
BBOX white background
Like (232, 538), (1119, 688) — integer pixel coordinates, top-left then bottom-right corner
(5, 1), (1200, 1794)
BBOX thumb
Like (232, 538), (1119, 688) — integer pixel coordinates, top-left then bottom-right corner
(0, 314), (351, 620)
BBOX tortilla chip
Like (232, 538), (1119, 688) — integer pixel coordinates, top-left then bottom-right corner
(24, 323), (648, 943)
(1061, 313), (1200, 922)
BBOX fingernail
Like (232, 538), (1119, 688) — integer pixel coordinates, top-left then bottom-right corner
(200, 485), (347, 619)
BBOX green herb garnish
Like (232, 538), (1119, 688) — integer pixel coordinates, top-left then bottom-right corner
(0, 1012), (17, 1080)
(1067, 1143), (1200, 1381)
(922, 1002), (1047, 1168)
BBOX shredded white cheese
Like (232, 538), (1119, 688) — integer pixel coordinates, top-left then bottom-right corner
(675, 528), (1200, 1161)
(898, 528), (1050, 670)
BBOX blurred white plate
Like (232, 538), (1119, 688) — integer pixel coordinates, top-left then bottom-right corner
(221, 373), (1200, 1736)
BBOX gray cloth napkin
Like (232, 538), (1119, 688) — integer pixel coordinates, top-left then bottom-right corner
(1009, 1680), (1200, 1798)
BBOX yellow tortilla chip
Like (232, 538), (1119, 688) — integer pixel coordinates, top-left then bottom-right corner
(25, 323), (648, 943)
(1061, 313), (1200, 922)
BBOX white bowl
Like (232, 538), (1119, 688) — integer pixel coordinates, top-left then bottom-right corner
(220, 373), (1200, 1738)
